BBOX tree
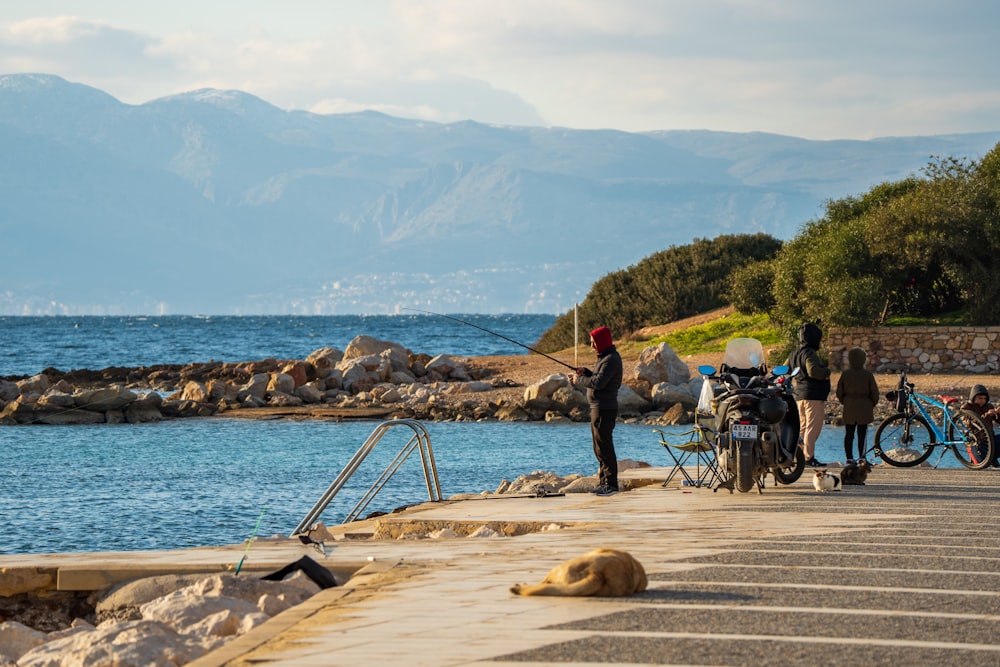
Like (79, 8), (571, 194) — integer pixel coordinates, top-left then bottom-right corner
(770, 144), (1000, 328)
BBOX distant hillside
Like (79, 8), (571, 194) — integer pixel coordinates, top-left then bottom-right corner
(2, 73), (999, 315)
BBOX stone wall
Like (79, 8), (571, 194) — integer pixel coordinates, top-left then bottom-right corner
(826, 326), (1000, 373)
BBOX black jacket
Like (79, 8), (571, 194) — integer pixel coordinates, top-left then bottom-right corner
(579, 345), (623, 410)
(787, 323), (831, 401)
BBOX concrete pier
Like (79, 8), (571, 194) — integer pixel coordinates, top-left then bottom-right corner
(3, 465), (1000, 666)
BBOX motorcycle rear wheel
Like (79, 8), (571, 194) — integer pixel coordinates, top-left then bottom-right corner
(773, 447), (805, 484)
(735, 443), (756, 493)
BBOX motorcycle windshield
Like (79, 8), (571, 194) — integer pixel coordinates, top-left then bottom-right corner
(722, 337), (765, 371)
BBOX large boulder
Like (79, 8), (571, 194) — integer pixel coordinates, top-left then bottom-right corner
(0, 380), (20, 402)
(338, 360), (379, 393)
(279, 361), (309, 388)
(342, 336), (411, 372)
(16, 374), (49, 397)
(0, 621), (47, 661)
(306, 347), (344, 379)
(633, 343), (690, 387)
(650, 382), (697, 409)
(238, 373), (270, 400)
(267, 373), (295, 395)
(125, 393), (164, 423)
(36, 391), (76, 409)
(523, 374), (568, 402)
(295, 383), (324, 404)
(16, 620), (207, 667)
(74, 386), (138, 411)
(617, 385), (653, 414)
(424, 355), (470, 381)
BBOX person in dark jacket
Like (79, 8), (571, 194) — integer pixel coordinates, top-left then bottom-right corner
(835, 347), (880, 463)
(960, 384), (998, 466)
(786, 322), (832, 467)
(571, 326), (623, 496)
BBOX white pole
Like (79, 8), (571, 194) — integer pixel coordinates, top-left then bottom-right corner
(574, 303), (578, 367)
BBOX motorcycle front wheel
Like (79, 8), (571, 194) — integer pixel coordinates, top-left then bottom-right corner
(773, 447), (805, 484)
(874, 413), (934, 467)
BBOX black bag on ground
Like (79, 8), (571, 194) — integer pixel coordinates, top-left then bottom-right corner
(261, 555), (338, 589)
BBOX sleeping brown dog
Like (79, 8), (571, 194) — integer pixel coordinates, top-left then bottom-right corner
(510, 548), (647, 597)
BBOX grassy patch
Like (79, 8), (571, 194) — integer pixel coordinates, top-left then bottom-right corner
(883, 309), (969, 326)
(648, 313), (781, 355)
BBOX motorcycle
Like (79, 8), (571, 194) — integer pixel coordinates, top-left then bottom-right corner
(698, 337), (804, 493)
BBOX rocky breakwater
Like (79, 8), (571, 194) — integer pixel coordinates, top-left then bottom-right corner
(0, 337), (705, 427)
(0, 570), (326, 667)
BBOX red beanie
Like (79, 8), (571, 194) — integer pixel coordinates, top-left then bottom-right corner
(590, 327), (613, 354)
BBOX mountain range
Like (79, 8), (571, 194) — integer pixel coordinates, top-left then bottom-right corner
(1, 73), (998, 315)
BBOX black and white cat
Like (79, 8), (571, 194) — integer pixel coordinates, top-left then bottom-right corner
(813, 469), (842, 492)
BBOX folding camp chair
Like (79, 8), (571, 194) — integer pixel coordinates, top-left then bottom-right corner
(654, 411), (723, 488)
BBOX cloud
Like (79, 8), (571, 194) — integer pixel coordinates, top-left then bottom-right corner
(0, 2), (998, 138)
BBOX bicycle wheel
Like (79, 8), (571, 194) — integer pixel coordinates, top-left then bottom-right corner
(873, 413), (934, 467)
(947, 409), (995, 470)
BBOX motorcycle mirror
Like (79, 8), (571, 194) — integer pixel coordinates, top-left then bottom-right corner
(771, 364), (790, 375)
(698, 364), (717, 376)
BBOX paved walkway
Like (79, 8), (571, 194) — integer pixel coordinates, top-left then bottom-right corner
(5, 465), (1000, 666)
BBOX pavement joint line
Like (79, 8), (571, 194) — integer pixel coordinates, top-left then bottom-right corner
(585, 631), (1000, 652)
(743, 540), (1000, 550)
(653, 580), (1000, 596)
(680, 547), (1000, 557)
(633, 601), (1000, 621)
(674, 562), (1000, 576)
(685, 549), (1000, 562)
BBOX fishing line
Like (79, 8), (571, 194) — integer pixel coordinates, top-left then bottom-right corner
(402, 308), (577, 370)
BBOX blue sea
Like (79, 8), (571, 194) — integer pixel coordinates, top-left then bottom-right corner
(0, 315), (948, 556)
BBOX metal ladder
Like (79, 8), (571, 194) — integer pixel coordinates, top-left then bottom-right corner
(291, 419), (442, 535)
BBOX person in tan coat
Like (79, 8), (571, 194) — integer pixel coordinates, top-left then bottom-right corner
(836, 347), (880, 463)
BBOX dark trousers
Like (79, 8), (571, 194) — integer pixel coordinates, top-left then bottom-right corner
(591, 407), (619, 490)
(843, 423), (869, 461)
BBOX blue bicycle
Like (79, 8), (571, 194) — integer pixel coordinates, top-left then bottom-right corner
(872, 371), (995, 469)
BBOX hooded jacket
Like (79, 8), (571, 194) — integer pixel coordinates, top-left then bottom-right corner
(835, 347), (880, 425)
(961, 384), (997, 427)
(786, 323), (831, 401)
(578, 327), (622, 410)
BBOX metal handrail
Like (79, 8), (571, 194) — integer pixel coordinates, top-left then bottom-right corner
(290, 419), (442, 535)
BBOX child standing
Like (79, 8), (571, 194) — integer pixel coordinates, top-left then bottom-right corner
(836, 347), (880, 463)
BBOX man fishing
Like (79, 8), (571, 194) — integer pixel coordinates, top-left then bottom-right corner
(571, 327), (623, 496)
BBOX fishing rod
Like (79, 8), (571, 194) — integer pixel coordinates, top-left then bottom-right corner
(234, 507), (267, 576)
(402, 308), (579, 371)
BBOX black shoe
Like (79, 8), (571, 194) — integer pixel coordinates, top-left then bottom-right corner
(805, 458), (826, 467)
(594, 486), (618, 496)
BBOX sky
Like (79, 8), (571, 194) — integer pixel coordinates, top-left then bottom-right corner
(0, 1), (998, 140)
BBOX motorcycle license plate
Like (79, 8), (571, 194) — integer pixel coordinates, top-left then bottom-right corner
(732, 423), (757, 440)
